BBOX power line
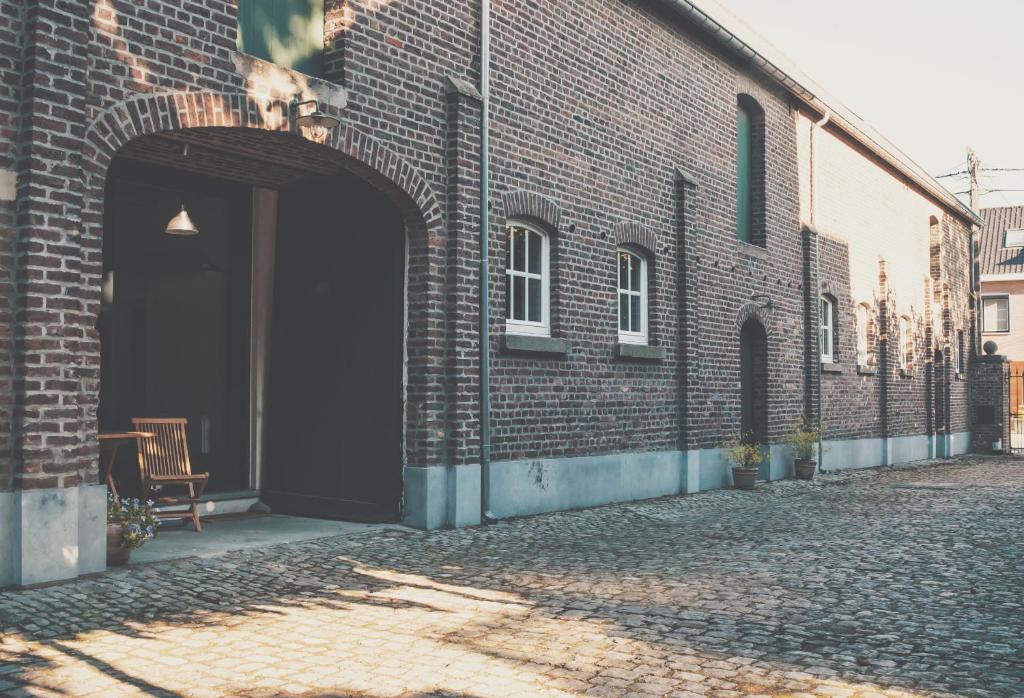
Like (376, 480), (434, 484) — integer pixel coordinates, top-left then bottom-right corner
(936, 170), (968, 179)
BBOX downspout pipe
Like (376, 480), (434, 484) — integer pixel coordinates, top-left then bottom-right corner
(479, 0), (495, 523)
(811, 109), (831, 472)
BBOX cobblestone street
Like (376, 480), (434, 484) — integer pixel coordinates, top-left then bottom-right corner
(1, 456), (1022, 698)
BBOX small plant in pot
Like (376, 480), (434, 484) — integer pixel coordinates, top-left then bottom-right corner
(106, 493), (159, 567)
(722, 432), (764, 491)
(787, 417), (821, 481)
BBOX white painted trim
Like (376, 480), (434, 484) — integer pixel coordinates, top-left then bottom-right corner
(617, 247), (648, 345)
(505, 220), (550, 336)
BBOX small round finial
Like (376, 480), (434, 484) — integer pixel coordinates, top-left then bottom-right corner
(983, 340), (998, 355)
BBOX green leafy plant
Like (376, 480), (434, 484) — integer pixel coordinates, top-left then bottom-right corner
(722, 432), (764, 469)
(107, 493), (159, 549)
(786, 417), (822, 461)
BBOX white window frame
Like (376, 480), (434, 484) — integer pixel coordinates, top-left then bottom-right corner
(1005, 228), (1024, 248)
(855, 303), (870, 367)
(982, 294), (1009, 334)
(617, 248), (648, 345)
(819, 296), (834, 363)
(953, 329), (963, 376)
(505, 220), (550, 337)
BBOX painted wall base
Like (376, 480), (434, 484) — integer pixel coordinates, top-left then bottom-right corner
(402, 464), (481, 530)
(0, 484), (106, 588)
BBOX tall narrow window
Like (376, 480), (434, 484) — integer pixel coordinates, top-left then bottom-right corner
(820, 296), (834, 363)
(736, 104), (753, 244)
(617, 249), (647, 345)
(505, 221), (549, 336)
(237, 0), (325, 76)
(955, 329), (965, 376)
(899, 316), (912, 370)
(736, 95), (765, 246)
(982, 295), (1009, 333)
(855, 303), (871, 367)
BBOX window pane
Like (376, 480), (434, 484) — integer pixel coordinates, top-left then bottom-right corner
(528, 231), (542, 275)
(513, 276), (525, 322)
(630, 255), (641, 292)
(619, 293), (629, 331)
(619, 253), (629, 290)
(984, 298), (1008, 332)
(736, 106), (752, 243)
(527, 278), (542, 323)
(630, 294), (641, 333)
(1006, 229), (1024, 247)
(513, 228), (526, 272)
(237, 0), (324, 76)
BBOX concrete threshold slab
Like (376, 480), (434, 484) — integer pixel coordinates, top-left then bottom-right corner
(130, 513), (402, 566)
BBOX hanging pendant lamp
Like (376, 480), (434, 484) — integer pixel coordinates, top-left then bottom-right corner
(165, 205), (199, 236)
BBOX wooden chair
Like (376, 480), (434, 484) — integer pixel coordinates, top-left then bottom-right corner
(131, 418), (209, 532)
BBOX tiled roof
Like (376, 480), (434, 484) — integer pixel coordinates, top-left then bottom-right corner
(979, 206), (1024, 276)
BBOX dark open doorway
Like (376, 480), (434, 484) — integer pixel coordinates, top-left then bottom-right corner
(262, 173), (405, 523)
(99, 161), (253, 496)
(739, 319), (769, 480)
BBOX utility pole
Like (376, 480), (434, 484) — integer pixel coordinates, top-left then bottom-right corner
(968, 147), (981, 211)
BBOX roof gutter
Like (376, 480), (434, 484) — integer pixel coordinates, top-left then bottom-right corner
(650, 0), (984, 228)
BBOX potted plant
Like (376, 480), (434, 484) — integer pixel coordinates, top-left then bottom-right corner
(787, 417), (821, 480)
(722, 433), (764, 491)
(106, 493), (159, 567)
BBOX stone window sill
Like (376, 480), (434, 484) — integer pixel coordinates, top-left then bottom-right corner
(736, 240), (768, 259)
(857, 364), (877, 376)
(502, 333), (570, 356)
(614, 343), (666, 361)
(821, 362), (842, 374)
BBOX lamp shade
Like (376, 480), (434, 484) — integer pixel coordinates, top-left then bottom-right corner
(165, 205), (199, 236)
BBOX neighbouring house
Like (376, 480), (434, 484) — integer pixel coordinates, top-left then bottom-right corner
(0, 0), (983, 586)
(979, 206), (1024, 360)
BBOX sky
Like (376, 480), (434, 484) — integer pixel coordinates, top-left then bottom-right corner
(712, 0), (1024, 209)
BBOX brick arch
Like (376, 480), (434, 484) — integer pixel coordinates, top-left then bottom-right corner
(81, 91), (444, 236)
(77, 90), (449, 471)
(499, 189), (561, 231)
(735, 301), (774, 338)
(611, 222), (658, 255)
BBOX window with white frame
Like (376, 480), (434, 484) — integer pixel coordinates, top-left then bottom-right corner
(855, 303), (870, 367)
(1005, 228), (1024, 248)
(982, 295), (1009, 333)
(505, 221), (549, 335)
(617, 248), (648, 344)
(819, 296), (834, 362)
(954, 329), (964, 376)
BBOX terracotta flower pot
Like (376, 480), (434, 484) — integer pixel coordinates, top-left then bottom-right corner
(106, 523), (131, 567)
(794, 458), (817, 480)
(731, 466), (759, 491)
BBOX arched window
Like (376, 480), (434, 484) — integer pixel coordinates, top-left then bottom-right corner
(929, 216), (942, 301)
(898, 315), (913, 371)
(819, 295), (834, 363)
(617, 248), (648, 345)
(736, 95), (765, 246)
(505, 220), (550, 336)
(855, 302), (872, 367)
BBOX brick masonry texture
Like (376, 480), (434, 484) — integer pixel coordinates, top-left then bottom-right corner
(0, 0), (979, 492)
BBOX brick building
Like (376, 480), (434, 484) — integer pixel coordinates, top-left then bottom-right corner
(0, 0), (982, 586)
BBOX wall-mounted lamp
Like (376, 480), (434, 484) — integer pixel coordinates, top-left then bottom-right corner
(292, 99), (340, 140)
(750, 293), (774, 311)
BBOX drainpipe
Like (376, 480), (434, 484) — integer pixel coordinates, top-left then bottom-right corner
(811, 109), (831, 472)
(479, 0), (495, 523)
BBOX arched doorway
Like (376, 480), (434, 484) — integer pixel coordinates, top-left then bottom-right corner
(739, 318), (768, 478)
(97, 126), (416, 522)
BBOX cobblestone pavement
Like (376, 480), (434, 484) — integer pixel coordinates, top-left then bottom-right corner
(1, 456), (1022, 698)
